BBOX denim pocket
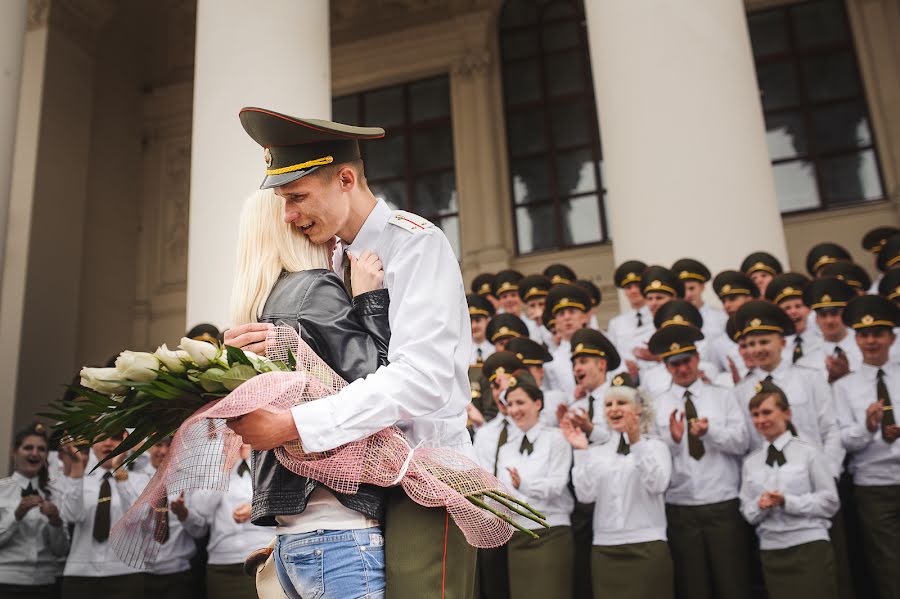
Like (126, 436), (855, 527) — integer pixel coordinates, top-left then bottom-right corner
(280, 544), (325, 599)
(356, 529), (386, 593)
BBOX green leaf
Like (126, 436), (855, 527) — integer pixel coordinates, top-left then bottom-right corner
(225, 345), (254, 368)
(157, 372), (202, 393)
(221, 364), (257, 391)
(198, 368), (227, 393)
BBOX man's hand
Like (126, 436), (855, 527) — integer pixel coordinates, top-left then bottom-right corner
(689, 417), (709, 438)
(625, 360), (640, 380)
(883, 424), (900, 442)
(223, 323), (274, 356)
(15, 496), (43, 521)
(569, 409), (594, 436)
(350, 250), (384, 296)
(561, 418), (589, 450)
(727, 357), (741, 385)
(466, 403), (485, 428)
(233, 503), (252, 524)
(669, 409), (685, 444)
(825, 352), (850, 383)
(170, 492), (189, 522)
(865, 400), (884, 433)
(226, 410), (299, 450)
(506, 467), (521, 489)
(555, 404), (569, 425)
(632, 346), (656, 362)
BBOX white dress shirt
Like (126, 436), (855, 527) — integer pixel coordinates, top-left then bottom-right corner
(711, 334), (749, 380)
(470, 339), (495, 365)
(800, 332), (863, 382)
(539, 388), (569, 428)
(739, 431), (839, 550)
(544, 339), (576, 396)
(833, 362), (900, 486)
(0, 472), (69, 585)
(572, 435), (671, 546)
(654, 379), (749, 505)
(569, 380), (612, 445)
(781, 331), (823, 367)
(737, 358), (844, 478)
(699, 303), (728, 340)
(59, 454), (149, 577)
(473, 414), (523, 474)
(145, 467), (206, 575)
(495, 424), (573, 530)
(292, 201), (472, 455)
(608, 306), (652, 360)
(183, 461), (274, 565)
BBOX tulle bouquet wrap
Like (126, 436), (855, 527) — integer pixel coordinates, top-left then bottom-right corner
(51, 326), (547, 568)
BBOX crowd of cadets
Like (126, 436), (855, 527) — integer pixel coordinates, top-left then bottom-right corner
(3, 230), (900, 599)
(466, 227), (900, 599)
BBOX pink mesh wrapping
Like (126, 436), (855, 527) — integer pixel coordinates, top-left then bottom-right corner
(111, 326), (514, 568)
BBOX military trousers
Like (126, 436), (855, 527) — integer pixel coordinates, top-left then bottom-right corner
(854, 484), (900, 599)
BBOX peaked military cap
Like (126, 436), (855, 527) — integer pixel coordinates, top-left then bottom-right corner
(863, 226), (900, 254)
(570, 328), (621, 370)
(752, 379), (790, 405)
(842, 295), (899, 330)
(671, 258), (711, 283)
(505, 370), (542, 400)
(187, 323), (220, 344)
(614, 260), (647, 288)
(653, 299), (703, 330)
(467, 294), (495, 319)
(725, 315), (742, 342)
(741, 252), (783, 277)
(518, 275), (552, 302)
(609, 372), (637, 389)
(482, 351), (526, 382)
(542, 304), (556, 332)
(803, 277), (855, 310)
(575, 279), (601, 307)
(876, 234), (900, 272)
(806, 242), (851, 276)
(543, 264), (577, 285)
(493, 269), (524, 296)
(765, 272), (810, 305)
(471, 273), (496, 298)
(546, 283), (591, 314)
(507, 337), (554, 365)
(239, 107), (385, 189)
(486, 313), (529, 343)
(641, 265), (684, 298)
(819, 262), (871, 291)
(735, 300), (795, 337)
(648, 324), (704, 361)
(878, 267), (900, 301)
(712, 270), (760, 299)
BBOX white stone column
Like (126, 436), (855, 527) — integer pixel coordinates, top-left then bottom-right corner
(187, 0), (331, 330)
(584, 0), (789, 272)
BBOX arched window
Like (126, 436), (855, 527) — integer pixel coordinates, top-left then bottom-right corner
(499, 0), (607, 255)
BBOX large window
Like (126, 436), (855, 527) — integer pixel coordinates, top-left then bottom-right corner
(749, 0), (886, 213)
(499, 0), (608, 255)
(332, 76), (460, 258)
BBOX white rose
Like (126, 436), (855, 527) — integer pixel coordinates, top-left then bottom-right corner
(115, 351), (160, 382)
(154, 344), (190, 373)
(179, 337), (219, 367)
(80, 367), (127, 395)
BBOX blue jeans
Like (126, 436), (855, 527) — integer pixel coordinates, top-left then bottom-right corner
(274, 527), (385, 599)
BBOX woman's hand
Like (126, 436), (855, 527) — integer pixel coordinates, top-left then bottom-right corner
(15, 496), (43, 521)
(506, 467), (521, 489)
(624, 411), (641, 444)
(233, 502), (252, 524)
(39, 499), (63, 527)
(350, 250), (384, 296)
(466, 403), (485, 428)
(561, 417), (589, 450)
(171, 492), (189, 522)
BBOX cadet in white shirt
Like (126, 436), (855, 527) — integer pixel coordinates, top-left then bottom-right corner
(493, 269), (525, 318)
(467, 293), (496, 366)
(833, 295), (900, 599)
(562, 379), (674, 599)
(0, 424), (68, 599)
(183, 444), (274, 599)
(740, 381), (840, 599)
(518, 274), (555, 346)
(672, 258), (728, 341)
(471, 272), (499, 313)
(496, 376), (573, 599)
(506, 337), (568, 428)
(710, 270), (760, 378)
(59, 432), (148, 599)
(764, 273), (821, 366)
(575, 279), (603, 332)
(625, 266), (685, 381)
(607, 261), (652, 360)
(543, 284), (593, 397)
(649, 325), (752, 599)
(801, 277), (862, 384)
(740, 251), (783, 298)
(486, 313), (530, 354)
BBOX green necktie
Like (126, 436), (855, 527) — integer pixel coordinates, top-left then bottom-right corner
(684, 390), (705, 460)
(616, 433), (630, 456)
(93, 471), (113, 542)
(877, 369), (896, 443)
(587, 395), (595, 421)
(153, 495), (170, 544)
(342, 249), (353, 295)
(793, 336), (803, 364)
(493, 420), (509, 476)
(766, 444), (786, 467)
(519, 435), (534, 456)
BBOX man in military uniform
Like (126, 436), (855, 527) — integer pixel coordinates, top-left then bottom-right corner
(764, 272), (821, 367)
(542, 284), (593, 396)
(225, 108), (476, 598)
(802, 277), (862, 383)
(486, 313), (530, 353)
(806, 242), (852, 278)
(517, 274), (554, 345)
(607, 260), (651, 366)
(468, 294), (496, 365)
(740, 251), (783, 296)
(672, 258), (727, 341)
(493, 270), (525, 318)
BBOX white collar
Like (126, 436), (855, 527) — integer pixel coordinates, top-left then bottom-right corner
(772, 430), (793, 451)
(342, 200), (391, 260)
(12, 471), (39, 488)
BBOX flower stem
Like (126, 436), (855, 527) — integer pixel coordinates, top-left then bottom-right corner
(482, 491), (550, 528)
(467, 495), (539, 539)
(486, 490), (548, 521)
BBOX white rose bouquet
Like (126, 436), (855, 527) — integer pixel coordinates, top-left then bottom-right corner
(43, 338), (293, 470)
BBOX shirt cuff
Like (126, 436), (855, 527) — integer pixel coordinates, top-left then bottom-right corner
(291, 400), (340, 453)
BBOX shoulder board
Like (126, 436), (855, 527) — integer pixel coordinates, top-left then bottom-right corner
(389, 210), (434, 233)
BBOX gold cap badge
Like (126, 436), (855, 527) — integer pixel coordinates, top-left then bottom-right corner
(755, 382), (763, 393)
(750, 318), (762, 328)
(672, 315), (685, 324)
(722, 284), (732, 293)
(670, 342), (681, 351)
(862, 314), (874, 325)
(783, 286), (795, 295)
(651, 280), (662, 289)
(575, 343), (585, 353)
(822, 294), (832, 303)
(612, 375), (624, 386)
(499, 327), (509, 335)
(479, 283), (491, 294)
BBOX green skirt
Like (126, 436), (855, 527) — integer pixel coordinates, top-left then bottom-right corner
(591, 540), (674, 599)
(61, 574), (144, 599)
(206, 563), (259, 599)
(507, 526), (573, 599)
(760, 540), (838, 599)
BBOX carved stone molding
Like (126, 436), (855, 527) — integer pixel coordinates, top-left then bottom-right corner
(451, 49), (492, 78)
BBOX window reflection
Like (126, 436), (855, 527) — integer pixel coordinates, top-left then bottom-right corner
(516, 204), (557, 254)
(820, 150), (883, 204)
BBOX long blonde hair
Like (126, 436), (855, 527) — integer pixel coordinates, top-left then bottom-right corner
(229, 189), (331, 325)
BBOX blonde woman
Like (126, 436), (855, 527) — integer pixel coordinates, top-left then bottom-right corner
(228, 188), (390, 599)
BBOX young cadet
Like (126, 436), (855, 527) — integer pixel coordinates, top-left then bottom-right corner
(507, 336), (567, 427)
(607, 260), (651, 357)
(493, 269), (525, 317)
(739, 381), (840, 599)
(486, 312), (529, 353)
(576, 279), (603, 331)
(496, 376), (574, 599)
(820, 262), (870, 297)
(563, 376), (674, 599)
(649, 324), (752, 599)
(740, 251), (783, 297)
(543, 284), (593, 396)
(544, 263), (576, 286)
(765, 273), (821, 366)
(472, 272), (497, 302)
(672, 258), (727, 341)
(59, 432), (149, 598)
(518, 274), (553, 345)
(712, 316), (757, 388)
(806, 242), (853, 278)
(468, 293), (496, 365)
(833, 295), (900, 599)
(802, 277), (862, 383)
(648, 299), (724, 393)
(711, 270), (760, 376)
(627, 266), (684, 380)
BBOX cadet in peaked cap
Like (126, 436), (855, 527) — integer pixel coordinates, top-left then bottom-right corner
(647, 323), (704, 363)
(507, 337), (569, 427)
(544, 264), (577, 286)
(575, 279), (602, 330)
(735, 300), (796, 338)
(876, 234), (900, 273)
(615, 260), (648, 289)
(862, 226), (900, 254)
(641, 265), (684, 317)
(819, 262), (871, 295)
(673, 258), (726, 340)
(546, 283), (592, 317)
(654, 299), (703, 330)
(806, 242), (851, 277)
(766, 273), (816, 365)
(803, 277), (856, 311)
(518, 275), (553, 342)
(493, 269), (525, 317)
(468, 294), (496, 365)
(804, 277), (861, 383)
(472, 273), (496, 299)
(765, 273), (810, 305)
(518, 275), (552, 304)
(878, 268), (900, 304)
(570, 328), (621, 371)
(842, 294), (899, 331)
(507, 337), (554, 366)
(486, 313), (529, 351)
(672, 258), (711, 284)
(544, 284), (592, 395)
(741, 252), (784, 296)
(482, 351), (527, 384)
(712, 270), (760, 316)
(608, 260), (652, 368)
(187, 323), (221, 344)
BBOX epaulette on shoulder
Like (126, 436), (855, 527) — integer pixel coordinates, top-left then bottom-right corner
(388, 210), (434, 233)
